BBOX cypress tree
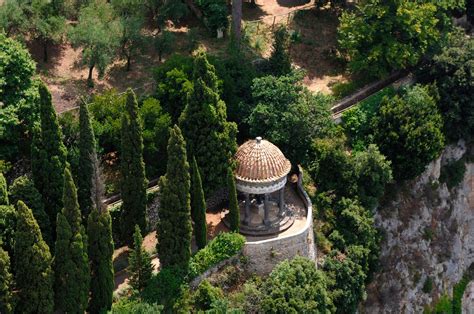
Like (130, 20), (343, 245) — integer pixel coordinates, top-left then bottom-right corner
(88, 154), (114, 313)
(0, 173), (8, 205)
(54, 167), (90, 313)
(120, 88), (147, 245)
(179, 50), (237, 196)
(9, 175), (52, 247)
(157, 125), (192, 268)
(227, 167), (240, 232)
(31, 82), (67, 233)
(0, 247), (13, 314)
(78, 102), (96, 220)
(128, 225), (153, 291)
(269, 26), (292, 76)
(14, 200), (54, 314)
(88, 208), (114, 312)
(191, 156), (207, 249)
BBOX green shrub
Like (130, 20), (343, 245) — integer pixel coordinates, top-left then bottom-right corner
(423, 277), (433, 293)
(192, 280), (224, 311)
(188, 233), (245, 278)
(111, 298), (163, 313)
(141, 266), (188, 312)
(341, 87), (396, 150)
(440, 159), (466, 190)
(194, 0), (228, 34)
(453, 276), (469, 313)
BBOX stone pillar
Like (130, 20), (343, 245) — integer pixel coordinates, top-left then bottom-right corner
(279, 187), (285, 217)
(264, 193), (270, 226)
(244, 193), (250, 225)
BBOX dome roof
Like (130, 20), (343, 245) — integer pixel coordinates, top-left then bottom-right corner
(235, 137), (291, 183)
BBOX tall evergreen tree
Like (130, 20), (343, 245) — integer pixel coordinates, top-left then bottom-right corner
(269, 26), (292, 76)
(54, 167), (90, 313)
(88, 153), (114, 313)
(88, 208), (114, 312)
(227, 167), (240, 232)
(179, 50), (237, 196)
(14, 200), (54, 314)
(128, 225), (153, 291)
(120, 88), (147, 245)
(0, 247), (14, 314)
(9, 175), (52, 247)
(191, 156), (207, 249)
(157, 125), (192, 268)
(78, 102), (96, 219)
(31, 82), (67, 233)
(0, 173), (8, 205)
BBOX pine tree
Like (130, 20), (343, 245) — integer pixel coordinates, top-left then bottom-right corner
(227, 167), (240, 232)
(0, 173), (8, 205)
(9, 175), (52, 247)
(88, 208), (114, 312)
(0, 247), (14, 314)
(88, 154), (114, 313)
(14, 200), (54, 314)
(120, 88), (147, 245)
(269, 26), (292, 76)
(179, 50), (237, 196)
(128, 225), (153, 291)
(31, 82), (67, 233)
(54, 167), (90, 313)
(191, 156), (207, 249)
(78, 102), (96, 220)
(157, 125), (192, 268)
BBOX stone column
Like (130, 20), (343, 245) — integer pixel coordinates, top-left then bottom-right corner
(279, 187), (285, 217)
(244, 193), (250, 225)
(264, 193), (270, 226)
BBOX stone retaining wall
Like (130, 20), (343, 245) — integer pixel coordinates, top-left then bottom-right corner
(243, 167), (315, 275)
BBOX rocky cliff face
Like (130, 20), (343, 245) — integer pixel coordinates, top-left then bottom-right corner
(363, 141), (474, 313)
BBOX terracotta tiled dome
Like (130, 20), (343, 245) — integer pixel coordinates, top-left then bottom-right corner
(235, 137), (291, 183)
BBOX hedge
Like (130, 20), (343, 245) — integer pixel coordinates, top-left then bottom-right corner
(188, 232), (245, 278)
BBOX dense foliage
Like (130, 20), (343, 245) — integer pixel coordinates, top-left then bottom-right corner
(0, 173), (7, 205)
(338, 0), (441, 77)
(429, 30), (474, 142)
(190, 156), (207, 249)
(372, 85), (445, 180)
(14, 201), (54, 313)
(31, 82), (67, 235)
(269, 26), (292, 76)
(157, 125), (192, 268)
(54, 167), (90, 313)
(88, 208), (115, 313)
(9, 175), (52, 247)
(0, 34), (39, 162)
(248, 73), (335, 164)
(0, 205), (16, 257)
(179, 51), (237, 195)
(189, 232), (245, 278)
(0, 247), (13, 314)
(78, 102), (96, 219)
(261, 256), (334, 313)
(120, 89), (148, 245)
(128, 225), (153, 291)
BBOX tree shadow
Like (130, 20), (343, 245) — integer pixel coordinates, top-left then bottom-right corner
(276, 0), (311, 8)
(242, 2), (268, 21)
(26, 40), (66, 74)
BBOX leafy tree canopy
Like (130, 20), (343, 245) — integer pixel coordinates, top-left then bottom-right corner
(338, 0), (441, 77)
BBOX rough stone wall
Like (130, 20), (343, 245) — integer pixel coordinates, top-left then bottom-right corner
(363, 141), (474, 313)
(243, 169), (316, 275)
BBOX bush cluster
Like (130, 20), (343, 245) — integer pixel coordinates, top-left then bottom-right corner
(188, 232), (245, 278)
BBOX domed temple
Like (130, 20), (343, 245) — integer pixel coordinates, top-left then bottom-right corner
(224, 137), (296, 236)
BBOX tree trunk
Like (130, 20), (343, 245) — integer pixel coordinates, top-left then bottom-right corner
(87, 65), (94, 87)
(232, 0), (243, 44)
(126, 54), (131, 71)
(43, 42), (48, 63)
